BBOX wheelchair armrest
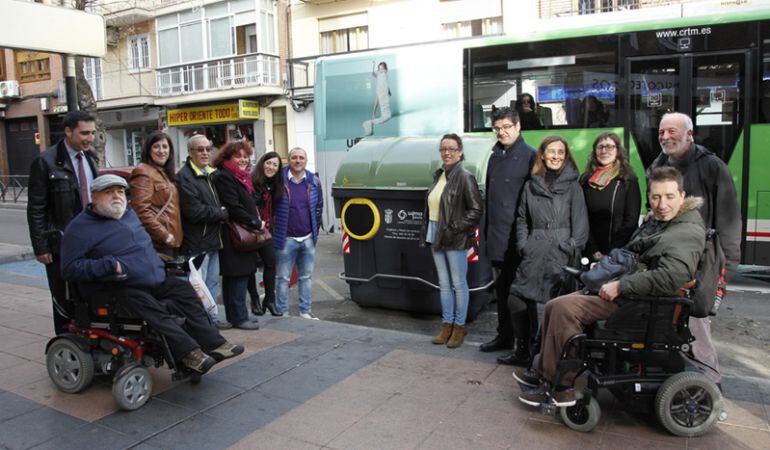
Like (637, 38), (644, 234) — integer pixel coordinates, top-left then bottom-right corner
(99, 273), (128, 283)
(621, 294), (694, 306)
(562, 266), (583, 278)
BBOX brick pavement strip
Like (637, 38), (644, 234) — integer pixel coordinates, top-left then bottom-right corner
(0, 256), (768, 449)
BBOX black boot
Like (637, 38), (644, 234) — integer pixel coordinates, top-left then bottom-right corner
(250, 297), (264, 316)
(263, 299), (282, 316)
(479, 336), (513, 353)
(496, 341), (532, 366)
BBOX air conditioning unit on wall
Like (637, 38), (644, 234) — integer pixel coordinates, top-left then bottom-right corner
(0, 80), (20, 99)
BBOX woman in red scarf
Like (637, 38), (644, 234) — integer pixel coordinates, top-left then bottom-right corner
(579, 132), (641, 262)
(211, 141), (263, 330)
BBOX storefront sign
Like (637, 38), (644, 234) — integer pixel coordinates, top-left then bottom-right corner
(238, 100), (260, 119)
(167, 100), (259, 126)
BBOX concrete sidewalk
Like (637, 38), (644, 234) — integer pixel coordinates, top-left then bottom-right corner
(0, 279), (768, 449)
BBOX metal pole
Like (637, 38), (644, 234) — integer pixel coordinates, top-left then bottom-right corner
(64, 55), (78, 113)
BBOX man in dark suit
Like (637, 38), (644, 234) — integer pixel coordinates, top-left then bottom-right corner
(27, 110), (99, 334)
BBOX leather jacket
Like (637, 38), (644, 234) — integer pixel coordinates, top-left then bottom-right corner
(27, 140), (99, 256)
(129, 162), (183, 249)
(420, 162), (483, 251)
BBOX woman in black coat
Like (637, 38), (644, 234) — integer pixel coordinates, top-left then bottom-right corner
(501, 135), (589, 366)
(580, 132), (641, 261)
(211, 141), (263, 330)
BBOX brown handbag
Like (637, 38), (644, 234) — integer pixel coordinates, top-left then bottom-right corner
(227, 221), (272, 251)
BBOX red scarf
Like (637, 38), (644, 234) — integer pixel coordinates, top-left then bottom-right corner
(222, 160), (254, 195)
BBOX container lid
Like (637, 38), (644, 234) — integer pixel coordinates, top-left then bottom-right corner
(332, 136), (495, 191)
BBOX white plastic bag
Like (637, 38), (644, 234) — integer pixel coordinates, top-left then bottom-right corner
(189, 258), (218, 319)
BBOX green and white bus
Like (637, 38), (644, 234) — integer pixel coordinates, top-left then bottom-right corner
(315, 8), (770, 266)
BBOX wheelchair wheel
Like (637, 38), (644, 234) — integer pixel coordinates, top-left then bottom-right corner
(46, 339), (94, 394)
(560, 397), (601, 433)
(655, 372), (722, 437)
(113, 365), (153, 410)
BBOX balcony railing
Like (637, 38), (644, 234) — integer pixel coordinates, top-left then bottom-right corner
(156, 53), (280, 97)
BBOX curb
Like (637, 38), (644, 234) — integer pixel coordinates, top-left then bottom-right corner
(0, 203), (27, 211)
(0, 246), (35, 265)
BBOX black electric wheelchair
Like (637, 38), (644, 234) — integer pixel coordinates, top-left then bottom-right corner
(44, 257), (202, 411)
(542, 282), (723, 437)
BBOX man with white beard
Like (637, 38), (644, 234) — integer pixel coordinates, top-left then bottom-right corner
(646, 112), (741, 386)
(60, 175), (243, 375)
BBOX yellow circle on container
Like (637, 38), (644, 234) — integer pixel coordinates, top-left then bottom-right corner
(341, 198), (381, 240)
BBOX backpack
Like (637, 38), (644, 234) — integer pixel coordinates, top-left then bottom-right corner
(689, 229), (727, 318)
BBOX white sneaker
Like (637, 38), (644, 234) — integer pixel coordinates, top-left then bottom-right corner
(299, 313), (319, 320)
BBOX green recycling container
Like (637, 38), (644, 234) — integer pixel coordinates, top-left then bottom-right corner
(332, 136), (495, 319)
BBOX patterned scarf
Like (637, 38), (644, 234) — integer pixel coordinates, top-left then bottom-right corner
(222, 160), (255, 195)
(588, 160), (620, 190)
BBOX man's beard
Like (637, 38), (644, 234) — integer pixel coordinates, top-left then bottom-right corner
(94, 200), (126, 220)
(660, 137), (688, 156)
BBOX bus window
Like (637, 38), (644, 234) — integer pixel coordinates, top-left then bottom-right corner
(760, 39), (770, 123)
(468, 36), (618, 131)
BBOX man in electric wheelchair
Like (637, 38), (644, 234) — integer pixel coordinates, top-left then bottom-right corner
(59, 175), (244, 376)
(513, 167), (721, 436)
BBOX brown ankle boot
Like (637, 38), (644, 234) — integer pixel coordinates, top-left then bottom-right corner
(432, 323), (453, 345)
(447, 325), (466, 348)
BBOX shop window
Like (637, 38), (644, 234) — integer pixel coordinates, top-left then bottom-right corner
(127, 34), (150, 71)
(15, 51), (51, 83)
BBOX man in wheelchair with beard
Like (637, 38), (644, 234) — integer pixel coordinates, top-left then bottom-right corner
(60, 174), (243, 375)
(514, 166), (705, 408)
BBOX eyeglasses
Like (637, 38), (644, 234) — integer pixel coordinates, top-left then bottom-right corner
(193, 146), (212, 153)
(596, 144), (617, 152)
(439, 147), (460, 154)
(492, 123), (516, 133)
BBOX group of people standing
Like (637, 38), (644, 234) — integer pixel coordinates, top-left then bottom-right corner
(128, 132), (324, 330)
(421, 105), (740, 379)
(28, 110), (324, 337)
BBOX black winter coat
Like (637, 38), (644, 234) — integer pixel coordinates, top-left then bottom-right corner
(510, 161), (589, 303)
(212, 168), (262, 277)
(647, 144), (741, 280)
(177, 159), (228, 255)
(580, 173), (641, 259)
(419, 162), (483, 251)
(27, 140), (99, 256)
(484, 136), (536, 262)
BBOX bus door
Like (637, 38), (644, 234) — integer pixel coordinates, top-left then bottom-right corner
(625, 51), (750, 169)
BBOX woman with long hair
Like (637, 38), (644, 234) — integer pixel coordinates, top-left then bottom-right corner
(211, 141), (263, 330)
(130, 130), (183, 257)
(580, 132), (641, 261)
(248, 151), (284, 316)
(419, 134), (483, 348)
(502, 135), (588, 366)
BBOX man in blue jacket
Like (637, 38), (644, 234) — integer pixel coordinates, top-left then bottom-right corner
(60, 175), (243, 374)
(272, 147), (323, 319)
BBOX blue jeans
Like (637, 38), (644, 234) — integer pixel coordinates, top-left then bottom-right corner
(432, 249), (469, 326)
(276, 237), (316, 315)
(221, 276), (249, 326)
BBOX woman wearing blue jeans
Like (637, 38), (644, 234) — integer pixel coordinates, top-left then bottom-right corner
(419, 134), (483, 348)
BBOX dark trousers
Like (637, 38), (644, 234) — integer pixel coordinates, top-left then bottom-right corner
(222, 275), (250, 326)
(247, 244), (276, 305)
(115, 277), (225, 361)
(44, 256), (69, 335)
(507, 294), (539, 349)
(491, 253), (521, 344)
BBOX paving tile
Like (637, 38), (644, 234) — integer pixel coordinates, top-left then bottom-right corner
(719, 398), (770, 431)
(429, 398), (525, 448)
(0, 404), (87, 449)
(229, 429), (322, 450)
(11, 376), (117, 422)
(418, 428), (508, 450)
(3, 339), (47, 364)
(686, 424), (770, 449)
(205, 389), (300, 428)
(96, 398), (198, 439)
(0, 390), (42, 424)
(512, 418), (605, 448)
(155, 377), (245, 410)
(29, 423), (138, 450)
(141, 413), (248, 450)
(0, 360), (48, 391)
(602, 405), (688, 445)
(0, 329), (47, 350)
(0, 351), (28, 371)
(262, 401), (360, 445)
(254, 364), (340, 403)
(303, 380), (394, 417)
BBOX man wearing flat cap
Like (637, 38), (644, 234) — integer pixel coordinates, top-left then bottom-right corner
(59, 175), (243, 374)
